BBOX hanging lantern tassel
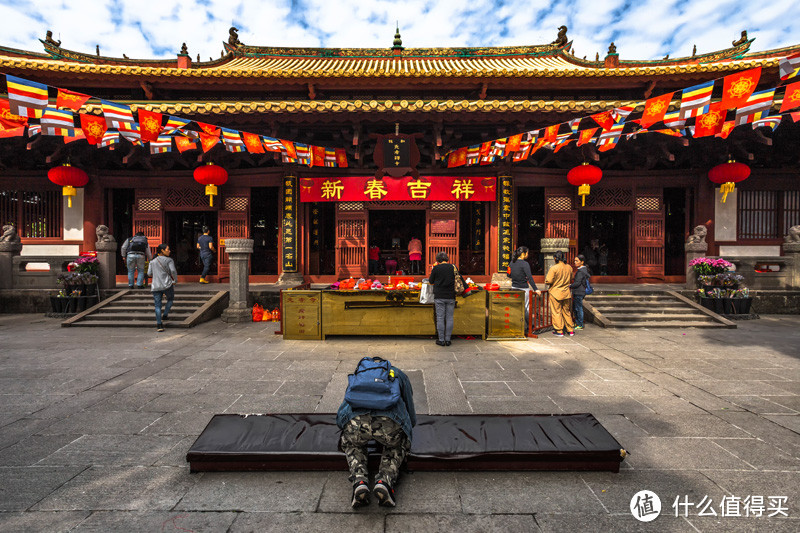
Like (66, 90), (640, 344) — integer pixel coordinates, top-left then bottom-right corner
(193, 163), (228, 207)
(708, 160), (750, 204)
(205, 185), (218, 206)
(567, 163), (602, 207)
(47, 164), (89, 209)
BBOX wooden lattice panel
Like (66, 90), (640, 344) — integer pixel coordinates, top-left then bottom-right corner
(584, 188), (632, 208)
(636, 197), (661, 211)
(337, 219), (365, 239)
(431, 201), (457, 211)
(370, 201), (427, 208)
(338, 202), (365, 211)
(635, 218), (664, 239)
(547, 196), (572, 211)
(224, 196), (249, 211)
(137, 198), (161, 211)
(165, 188), (205, 208)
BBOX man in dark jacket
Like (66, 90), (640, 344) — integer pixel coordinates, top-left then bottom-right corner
(570, 254), (591, 329)
(337, 363), (416, 508)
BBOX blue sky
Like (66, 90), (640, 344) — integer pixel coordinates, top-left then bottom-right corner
(1, 0), (798, 61)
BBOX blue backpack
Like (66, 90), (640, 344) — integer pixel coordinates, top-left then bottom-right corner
(585, 277), (594, 295)
(345, 357), (401, 410)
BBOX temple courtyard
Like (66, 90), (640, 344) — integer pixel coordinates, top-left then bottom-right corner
(0, 313), (798, 532)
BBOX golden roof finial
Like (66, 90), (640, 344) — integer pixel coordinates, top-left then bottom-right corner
(393, 23), (403, 49)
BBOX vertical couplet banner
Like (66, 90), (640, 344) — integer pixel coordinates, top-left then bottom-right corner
(282, 174), (298, 273)
(309, 203), (320, 252)
(472, 202), (484, 251)
(497, 175), (514, 271)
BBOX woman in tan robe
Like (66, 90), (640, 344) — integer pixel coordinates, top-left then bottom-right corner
(545, 250), (575, 337)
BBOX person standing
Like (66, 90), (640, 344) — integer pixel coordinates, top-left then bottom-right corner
(408, 236), (422, 274)
(337, 358), (416, 508)
(507, 246), (542, 328)
(147, 243), (177, 332)
(545, 250), (575, 337)
(196, 226), (216, 284)
(368, 243), (380, 275)
(428, 251), (460, 346)
(570, 254), (591, 330)
(120, 231), (152, 289)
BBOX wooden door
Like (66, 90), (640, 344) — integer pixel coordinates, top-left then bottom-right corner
(335, 206), (367, 278)
(426, 206), (459, 272)
(132, 211), (162, 259)
(218, 212), (249, 282)
(544, 189), (577, 263)
(633, 192), (665, 280)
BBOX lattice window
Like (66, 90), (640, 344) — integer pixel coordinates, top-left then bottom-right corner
(635, 219), (663, 239)
(738, 190), (800, 239)
(137, 197), (161, 211)
(337, 219), (365, 238)
(547, 196), (572, 211)
(164, 188), (205, 208)
(783, 191), (800, 236)
(224, 196), (248, 211)
(431, 201), (457, 211)
(636, 197), (661, 211)
(584, 188), (632, 208)
(0, 190), (63, 238)
(338, 202), (365, 211)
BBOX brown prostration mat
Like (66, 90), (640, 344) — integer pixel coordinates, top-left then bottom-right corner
(186, 414), (627, 473)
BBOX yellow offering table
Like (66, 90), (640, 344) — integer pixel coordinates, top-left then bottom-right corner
(282, 289), (526, 340)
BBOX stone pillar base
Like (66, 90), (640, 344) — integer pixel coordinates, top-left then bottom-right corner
(95, 241), (118, 290)
(783, 242), (800, 289)
(685, 242), (709, 289)
(277, 272), (305, 285)
(0, 243), (23, 290)
(221, 304), (252, 323)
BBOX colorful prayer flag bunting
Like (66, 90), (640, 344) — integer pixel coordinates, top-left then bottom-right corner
(40, 107), (75, 136)
(335, 148), (348, 168)
(639, 92), (674, 129)
(56, 88), (91, 111)
(162, 116), (191, 136)
(693, 102), (726, 138)
(734, 88), (775, 126)
(99, 130), (119, 148)
(779, 52), (800, 80)
(149, 135), (172, 154)
(242, 132), (264, 153)
(679, 80), (714, 119)
(0, 99), (28, 130)
(79, 113), (107, 144)
(101, 100), (134, 129)
(174, 135), (197, 153)
(751, 116), (782, 131)
(720, 67), (761, 110)
(221, 128), (245, 152)
(779, 81), (800, 113)
(138, 109), (163, 143)
(5, 75), (49, 118)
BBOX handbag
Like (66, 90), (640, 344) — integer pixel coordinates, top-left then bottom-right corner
(419, 282), (434, 304)
(584, 277), (594, 295)
(452, 265), (466, 296)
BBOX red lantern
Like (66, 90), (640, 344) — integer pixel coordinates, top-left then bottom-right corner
(567, 162), (602, 206)
(47, 164), (89, 208)
(708, 160), (750, 203)
(193, 163), (228, 206)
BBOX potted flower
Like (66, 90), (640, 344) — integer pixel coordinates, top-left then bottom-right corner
(689, 257), (734, 277)
(697, 287), (753, 315)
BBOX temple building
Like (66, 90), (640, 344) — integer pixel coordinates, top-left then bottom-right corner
(0, 27), (798, 284)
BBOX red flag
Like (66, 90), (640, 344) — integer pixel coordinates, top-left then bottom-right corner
(175, 135), (197, 153)
(693, 102), (726, 138)
(577, 127), (599, 146)
(504, 134), (522, 156)
(447, 147), (468, 167)
(529, 139), (548, 157)
(780, 81), (800, 113)
(716, 121), (736, 139)
(199, 132), (219, 152)
(591, 111), (614, 131)
(0, 99), (28, 130)
(79, 113), (107, 144)
(639, 92), (674, 129)
(791, 111), (800, 123)
(280, 140), (296, 159)
(242, 132), (264, 153)
(721, 67), (761, 110)
(138, 110), (163, 143)
(335, 148), (348, 167)
(0, 124), (24, 138)
(197, 122), (220, 136)
(479, 141), (492, 157)
(446, 151), (459, 168)
(312, 145), (325, 167)
(56, 88), (91, 111)
(543, 124), (560, 143)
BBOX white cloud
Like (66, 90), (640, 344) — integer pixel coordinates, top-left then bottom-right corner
(0, 0), (797, 59)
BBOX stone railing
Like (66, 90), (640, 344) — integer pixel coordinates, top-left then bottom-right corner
(10, 256), (73, 289)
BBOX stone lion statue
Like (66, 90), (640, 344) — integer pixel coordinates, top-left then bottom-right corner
(551, 26), (568, 47)
(96, 225), (116, 243)
(686, 224), (707, 244)
(0, 224), (21, 243)
(785, 225), (800, 243)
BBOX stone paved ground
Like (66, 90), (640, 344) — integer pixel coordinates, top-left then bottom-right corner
(0, 313), (798, 532)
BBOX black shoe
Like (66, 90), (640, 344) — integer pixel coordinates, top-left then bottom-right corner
(161, 314), (169, 321)
(373, 479), (396, 507)
(157, 325), (164, 332)
(128, 285), (134, 289)
(351, 480), (370, 508)
(136, 285), (145, 289)
(445, 341), (451, 346)
(435, 340), (446, 346)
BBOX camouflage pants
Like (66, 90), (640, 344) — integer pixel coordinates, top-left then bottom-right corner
(340, 414), (411, 486)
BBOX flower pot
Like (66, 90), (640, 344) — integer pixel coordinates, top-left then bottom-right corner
(723, 297), (752, 315)
(50, 296), (65, 313)
(700, 298), (724, 314)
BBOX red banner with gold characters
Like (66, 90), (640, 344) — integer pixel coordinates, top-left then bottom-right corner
(298, 176), (496, 202)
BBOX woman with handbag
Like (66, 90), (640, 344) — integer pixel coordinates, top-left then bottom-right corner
(570, 254), (591, 330)
(428, 251), (463, 346)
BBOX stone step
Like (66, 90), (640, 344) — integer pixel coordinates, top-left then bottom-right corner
(80, 312), (193, 320)
(69, 319), (192, 328)
(604, 320), (731, 328)
(602, 313), (718, 322)
(594, 306), (699, 314)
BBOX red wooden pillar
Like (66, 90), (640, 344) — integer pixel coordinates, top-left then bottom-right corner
(82, 176), (102, 252)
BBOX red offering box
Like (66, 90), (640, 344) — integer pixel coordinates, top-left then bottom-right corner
(391, 276), (414, 285)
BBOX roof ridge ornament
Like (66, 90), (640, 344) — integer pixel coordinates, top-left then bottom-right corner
(229, 27), (242, 48)
(551, 26), (568, 47)
(392, 23), (403, 50)
(44, 30), (61, 48)
(732, 30), (748, 47)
